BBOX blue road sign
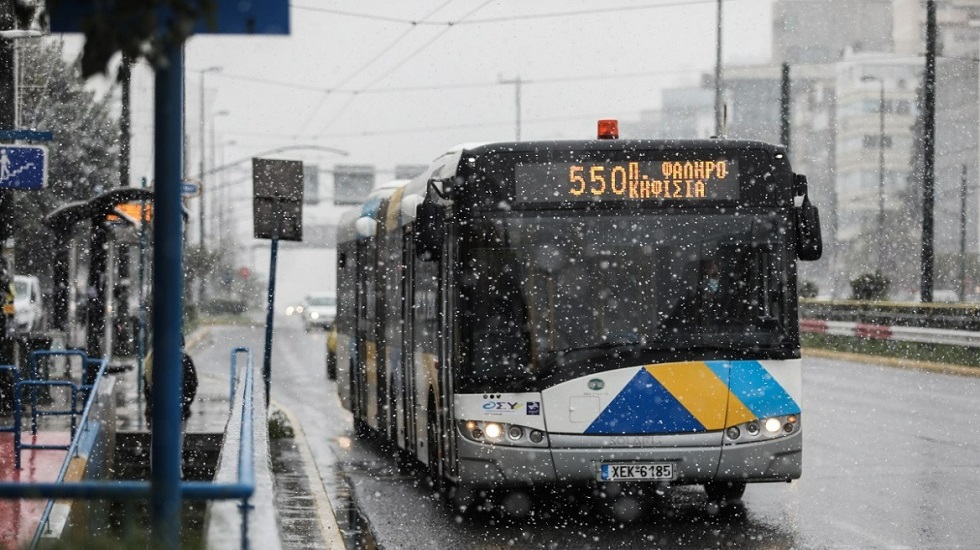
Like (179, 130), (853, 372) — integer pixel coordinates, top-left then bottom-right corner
(0, 145), (47, 190)
(51, 1), (289, 35)
(181, 181), (201, 196)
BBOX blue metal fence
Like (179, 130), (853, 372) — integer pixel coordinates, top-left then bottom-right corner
(0, 364), (19, 435)
(12, 350), (104, 469)
(0, 347), (258, 549)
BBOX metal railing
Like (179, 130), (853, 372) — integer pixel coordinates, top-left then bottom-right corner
(799, 299), (980, 331)
(0, 346), (258, 549)
(14, 350), (105, 470)
(28, 351), (108, 546)
(0, 364), (20, 437)
(230, 347), (249, 406)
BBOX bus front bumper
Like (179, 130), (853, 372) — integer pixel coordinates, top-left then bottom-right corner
(455, 430), (801, 487)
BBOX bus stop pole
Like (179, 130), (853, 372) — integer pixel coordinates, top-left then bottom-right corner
(262, 239), (278, 407)
(150, 41), (185, 547)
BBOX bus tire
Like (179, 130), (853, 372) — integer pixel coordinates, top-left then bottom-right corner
(704, 480), (746, 503)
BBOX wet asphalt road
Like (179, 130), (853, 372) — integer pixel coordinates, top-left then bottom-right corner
(195, 319), (980, 549)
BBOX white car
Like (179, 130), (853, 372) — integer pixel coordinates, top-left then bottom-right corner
(13, 275), (43, 332)
(303, 293), (337, 331)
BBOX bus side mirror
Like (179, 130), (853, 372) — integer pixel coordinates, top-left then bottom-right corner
(354, 216), (377, 239)
(415, 198), (443, 261)
(795, 195), (822, 261)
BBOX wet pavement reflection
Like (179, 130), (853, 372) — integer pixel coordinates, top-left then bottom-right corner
(197, 321), (980, 550)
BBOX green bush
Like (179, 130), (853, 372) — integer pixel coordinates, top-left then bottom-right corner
(850, 271), (891, 300)
(799, 280), (819, 299)
(268, 408), (295, 439)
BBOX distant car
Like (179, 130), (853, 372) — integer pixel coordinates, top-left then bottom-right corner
(303, 293), (337, 331)
(12, 275), (43, 332)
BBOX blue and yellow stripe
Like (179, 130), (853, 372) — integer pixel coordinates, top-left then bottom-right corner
(585, 360), (799, 435)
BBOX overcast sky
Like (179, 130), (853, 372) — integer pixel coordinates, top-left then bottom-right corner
(56, 1), (778, 299)
(106, 0), (777, 186)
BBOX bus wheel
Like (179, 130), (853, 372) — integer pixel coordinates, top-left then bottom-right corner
(704, 480), (746, 503)
(448, 484), (476, 515)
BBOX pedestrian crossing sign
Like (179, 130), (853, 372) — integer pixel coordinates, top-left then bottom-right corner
(0, 144), (47, 190)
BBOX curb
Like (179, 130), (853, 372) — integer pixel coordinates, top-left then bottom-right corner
(184, 325), (213, 351)
(802, 348), (980, 378)
(271, 399), (346, 550)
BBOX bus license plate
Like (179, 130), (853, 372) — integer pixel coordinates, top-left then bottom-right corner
(598, 463), (674, 482)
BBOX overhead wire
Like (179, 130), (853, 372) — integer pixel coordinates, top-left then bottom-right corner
(291, 0), (457, 138)
(312, 0), (496, 138)
(213, 67), (698, 96)
(291, 0), (738, 26)
(224, 108), (657, 142)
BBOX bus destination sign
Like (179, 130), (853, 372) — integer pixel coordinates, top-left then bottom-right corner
(515, 160), (739, 203)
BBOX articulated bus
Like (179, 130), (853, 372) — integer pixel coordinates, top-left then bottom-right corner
(334, 123), (822, 509)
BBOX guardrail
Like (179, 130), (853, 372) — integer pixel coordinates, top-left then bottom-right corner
(801, 319), (980, 348)
(799, 299), (980, 331)
(28, 352), (108, 546)
(0, 364), (19, 428)
(14, 351), (106, 470)
(0, 346), (258, 549)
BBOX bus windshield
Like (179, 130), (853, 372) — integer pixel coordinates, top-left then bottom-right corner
(460, 210), (791, 381)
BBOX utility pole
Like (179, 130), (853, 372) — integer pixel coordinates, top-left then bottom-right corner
(921, 0), (937, 303)
(780, 62), (790, 152)
(0, 1), (17, 348)
(0, 0), (14, 235)
(120, 55), (131, 188)
(499, 75), (522, 141)
(116, 54), (133, 354)
(714, 0), (723, 136)
(959, 165), (968, 302)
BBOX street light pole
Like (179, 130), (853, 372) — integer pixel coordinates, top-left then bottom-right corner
(209, 111), (228, 247)
(876, 79), (885, 271)
(714, 0), (723, 136)
(198, 66), (220, 250)
(196, 66), (220, 310)
(959, 165), (968, 301)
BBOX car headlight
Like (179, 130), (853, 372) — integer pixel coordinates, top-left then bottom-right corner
(724, 414), (799, 444)
(458, 420), (548, 448)
(310, 312), (319, 319)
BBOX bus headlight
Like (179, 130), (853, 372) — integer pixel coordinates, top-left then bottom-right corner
(458, 420), (548, 448)
(724, 414), (800, 444)
(764, 418), (782, 433)
(484, 423), (502, 439)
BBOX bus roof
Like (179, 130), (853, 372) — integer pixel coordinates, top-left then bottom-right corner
(337, 138), (792, 245)
(453, 138), (787, 158)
